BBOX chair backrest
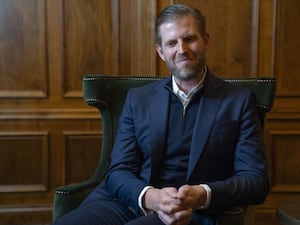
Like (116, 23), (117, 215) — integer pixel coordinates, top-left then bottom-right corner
(82, 75), (276, 180)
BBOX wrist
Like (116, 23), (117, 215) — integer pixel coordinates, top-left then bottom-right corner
(198, 184), (211, 209)
(138, 186), (153, 215)
(143, 187), (157, 212)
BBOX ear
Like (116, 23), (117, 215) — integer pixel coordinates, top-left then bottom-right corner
(203, 33), (210, 49)
(156, 44), (166, 62)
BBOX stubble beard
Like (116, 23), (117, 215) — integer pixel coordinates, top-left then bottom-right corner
(168, 55), (206, 82)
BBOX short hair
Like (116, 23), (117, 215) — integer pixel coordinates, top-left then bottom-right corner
(155, 4), (206, 46)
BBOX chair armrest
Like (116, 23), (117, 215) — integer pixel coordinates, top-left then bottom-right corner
(216, 206), (249, 225)
(52, 178), (102, 221)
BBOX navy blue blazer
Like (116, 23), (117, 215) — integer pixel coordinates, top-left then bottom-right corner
(101, 71), (269, 214)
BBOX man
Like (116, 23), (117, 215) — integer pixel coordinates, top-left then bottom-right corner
(52, 4), (269, 225)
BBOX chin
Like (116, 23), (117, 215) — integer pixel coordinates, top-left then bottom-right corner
(175, 70), (198, 81)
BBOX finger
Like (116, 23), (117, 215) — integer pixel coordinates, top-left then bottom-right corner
(157, 210), (174, 225)
(177, 185), (190, 199)
(159, 200), (185, 215)
(158, 207), (193, 225)
(161, 188), (182, 206)
(164, 187), (178, 198)
(173, 207), (193, 225)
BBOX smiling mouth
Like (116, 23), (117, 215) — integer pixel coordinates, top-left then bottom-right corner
(177, 58), (193, 64)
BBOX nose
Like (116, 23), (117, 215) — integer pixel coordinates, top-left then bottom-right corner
(177, 40), (187, 54)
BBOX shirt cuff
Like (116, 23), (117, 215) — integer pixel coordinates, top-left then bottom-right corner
(198, 184), (212, 209)
(138, 186), (153, 215)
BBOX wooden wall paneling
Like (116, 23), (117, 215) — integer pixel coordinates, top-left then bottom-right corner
(131, 0), (157, 76)
(0, 114), (101, 224)
(270, 0), (300, 112)
(118, 0), (131, 75)
(0, 0), (52, 221)
(0, 206), (52, 225)
(64, 132), (101, 184)
(257, 0), (277, 77)
(0, 115), (99, 192)
(119, 0), (157, 76)
(111, 0), (120, 75)
(255, 207), (281, 225)
(0, 0), (48, 98)
(48, 116), (102, 188)
(47, 0), (64, 102)
(267, 130), (300, 192)
(62, 0), (116, 97)
(275, 0), (300, 97)
(173, 0), (259, 77)
(0, 120), (52, 224)
(0, 132), (49, 193)
(259, 117), (300, 225)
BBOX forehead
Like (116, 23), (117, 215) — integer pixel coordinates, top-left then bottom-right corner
(159, 15), (200, 39)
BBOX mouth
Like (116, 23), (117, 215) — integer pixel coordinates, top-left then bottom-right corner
(176, 58), (193, 65)
(177, 56), (189, 61)
(176, 54), (194, 62)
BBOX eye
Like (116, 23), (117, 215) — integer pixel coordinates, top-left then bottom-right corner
(184, 36), (195, 43)
(165, 41), (176, 47)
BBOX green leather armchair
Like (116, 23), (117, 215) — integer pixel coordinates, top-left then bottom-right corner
(52, 75), (276, 224)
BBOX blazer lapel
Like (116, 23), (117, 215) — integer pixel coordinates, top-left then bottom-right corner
(187, 76), (224, 181)
(149, 80), (170, 182)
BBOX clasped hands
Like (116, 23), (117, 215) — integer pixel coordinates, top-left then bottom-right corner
(143, 185), (207, 225)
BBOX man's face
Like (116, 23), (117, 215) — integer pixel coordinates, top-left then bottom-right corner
(156, 15), (209, 81)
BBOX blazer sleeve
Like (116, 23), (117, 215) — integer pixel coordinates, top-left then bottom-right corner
(105, 88), (148, 214)
(207, 89), (269, 210)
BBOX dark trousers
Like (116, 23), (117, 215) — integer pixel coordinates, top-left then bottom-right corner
(51, 200), (215, 225)
(51, 184), (215, 225)
(51, 201), (167, 225)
